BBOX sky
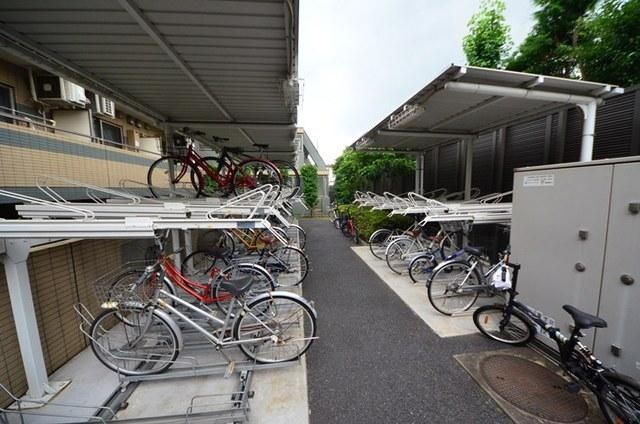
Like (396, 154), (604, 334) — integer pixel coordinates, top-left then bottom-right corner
(297, 0), (537, 164)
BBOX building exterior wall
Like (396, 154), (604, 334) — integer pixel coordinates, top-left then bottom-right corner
(422, 88), (640, 196)
(0, 239), (131, 408)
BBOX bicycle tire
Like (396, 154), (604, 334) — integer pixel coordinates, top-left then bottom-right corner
(385, 237), (414, 275)
(233, 293), (316, 363)
(271, 159), (301, 199)
(181, 251), (219, 280)
(212, 263), (276, 315)
(369, 229), (392, 260)
(266, 245), (309, 286)
(598, 371), (640, 424)
(288, 223), (307, 250)
(90, 306), (181, 376)
(408, 253), (437, 284)
(428, 261), (482, 315)
(147, 155), (203, 199)
(473, 304), (535, 345)
(233, 159), (282, 198)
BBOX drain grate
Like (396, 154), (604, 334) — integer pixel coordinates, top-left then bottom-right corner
(480, 354), (588, 423)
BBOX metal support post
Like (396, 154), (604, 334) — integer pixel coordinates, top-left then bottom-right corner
(579, 100), (597, 162)
(171, 229), (182, 269)
(1, 240), (65, 400)
(184, 229), (193, 257)
(415, 153), (424, 194)
(464, 138), (474, 200)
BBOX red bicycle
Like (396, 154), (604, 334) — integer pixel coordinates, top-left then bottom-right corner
(147, 137), (284, 199)
(112, 247), (276, 315)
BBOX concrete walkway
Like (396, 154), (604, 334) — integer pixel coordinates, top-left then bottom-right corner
(302, 219), (510, 424)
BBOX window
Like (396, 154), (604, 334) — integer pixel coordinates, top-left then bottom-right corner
(94, 119), (123, 147)
(0, 84), (16, 124)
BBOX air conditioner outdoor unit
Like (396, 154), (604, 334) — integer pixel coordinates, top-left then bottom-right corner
(94, 95), (116, 118)
(35, 76), (87, 107)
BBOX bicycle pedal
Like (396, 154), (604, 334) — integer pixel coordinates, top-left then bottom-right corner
(224, 361), (236, 379)
(565, 382), (581, 393)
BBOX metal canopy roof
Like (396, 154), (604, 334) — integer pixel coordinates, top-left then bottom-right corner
(353, 64), (623, 152)
(0, 0), (299, 156)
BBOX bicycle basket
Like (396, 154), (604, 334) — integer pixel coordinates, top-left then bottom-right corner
(93, 261), (160, 309)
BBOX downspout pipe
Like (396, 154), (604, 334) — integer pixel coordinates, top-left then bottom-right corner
(444, 82), (603, 162)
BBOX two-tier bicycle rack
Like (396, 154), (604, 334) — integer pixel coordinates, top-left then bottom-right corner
(0, 178), (308, 423)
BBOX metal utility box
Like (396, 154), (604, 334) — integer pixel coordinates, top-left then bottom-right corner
(510, 156), (640, 379)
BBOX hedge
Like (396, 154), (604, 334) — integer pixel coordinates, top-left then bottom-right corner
(336, 204), (413, 240)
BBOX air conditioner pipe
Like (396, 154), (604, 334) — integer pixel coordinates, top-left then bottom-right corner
(444, 81), (602, 162)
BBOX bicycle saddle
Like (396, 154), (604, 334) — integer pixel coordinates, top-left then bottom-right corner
(218, 275), (255, 297)
(204, 247), (231, 260)
(224, 147), (243, 154)
(563, 305), (607, 329)
(253, 143), (269, 149)
(463, 246), (485, 257)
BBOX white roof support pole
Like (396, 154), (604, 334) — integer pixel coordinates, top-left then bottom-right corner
(1, 240), (53, 399)
(415, 153), (424, 195)
(464, 137), (475, 200)
(171, 230), (182, 270)
(578, 101), (597, 162)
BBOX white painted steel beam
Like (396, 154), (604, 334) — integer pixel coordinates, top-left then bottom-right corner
(444, 81), (605, 162)
(166, 122), (296, 130)
(377, 130), (474, 139)
(1, 240), (50, 399)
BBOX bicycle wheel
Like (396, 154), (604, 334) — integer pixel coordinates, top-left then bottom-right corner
(212, 263), (276, 314)
(598, 372), (640, 424)
(233, 293), (316, 363)
(473, 304), (534, 345)
(369, 229), (392, 260)
(233, 159), (282, 198)
(196, 156), (234, 197)
(288, 224), (307, 250)
(181, 250), (218, 281)
(428, 261), (481, 315)
(266, 246), (309, 286)
(385, 237), (414, 275)
(408, 253), (437, 284)
(147, 156), (203, 198)
(90, 306), (181, 376)
(271, 159), (301, 199)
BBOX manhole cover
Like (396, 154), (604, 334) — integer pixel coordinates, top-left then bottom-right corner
(480, 355), (588, 422)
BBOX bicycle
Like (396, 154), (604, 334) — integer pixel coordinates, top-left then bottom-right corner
(183, 241), (309, 287)
(408, 245), (467, 284)
(385, 227), (457, 275)
(147, 137), (284, 199)
(426, 246), (506, 316)
(90, 235), (317, 376)
(340, 214), (359, 244)
(473, 263), (640, 424)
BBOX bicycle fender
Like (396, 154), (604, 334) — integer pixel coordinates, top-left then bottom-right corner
(430, 259), (470, 276)
(154, 307), (184, 352)
(247, 291), (317, 319)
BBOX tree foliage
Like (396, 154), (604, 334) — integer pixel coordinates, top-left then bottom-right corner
(576, 0), (640, 87)
(332, 150), (415, 205)
(507, 0), (597, 77)
(300, 164), (319, 213)
(463, 0), (512, 68)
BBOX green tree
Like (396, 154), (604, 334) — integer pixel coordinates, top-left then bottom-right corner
(576, 0), (640, 86)
(300, 164), (318, 215)
(332, 150), (415, 205)
(506, 0), (597, 77)
(463, 0), (512, 68)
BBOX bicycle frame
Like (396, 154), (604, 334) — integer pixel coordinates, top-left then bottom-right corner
(183, 143), (237, 189)
(161, 256), (230, 305)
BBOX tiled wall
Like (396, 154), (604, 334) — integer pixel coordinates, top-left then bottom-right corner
(0, 239), (124, 408)
(0, 122), (164, 203)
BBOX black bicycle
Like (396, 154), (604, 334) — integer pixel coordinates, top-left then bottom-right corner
(474, 263), (640, 423)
